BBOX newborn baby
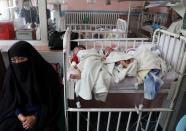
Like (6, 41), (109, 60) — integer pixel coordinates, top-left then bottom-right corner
(71, 45), (86, 63)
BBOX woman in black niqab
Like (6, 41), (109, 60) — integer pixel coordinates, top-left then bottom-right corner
(0, 41), (64, 131)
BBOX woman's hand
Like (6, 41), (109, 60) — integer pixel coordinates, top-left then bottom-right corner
(22, 115), (37, 129)
(17, 114), (26, 123)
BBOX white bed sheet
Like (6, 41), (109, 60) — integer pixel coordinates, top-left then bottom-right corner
(141, 25), (153, 34)
(110, 70), (178, 90)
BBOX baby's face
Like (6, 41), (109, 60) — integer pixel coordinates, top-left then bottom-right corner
(104, 47), (113, 57)
(73, 47), (80, 55)
(105, 47), (113, 53)
(120, 59), (133, 68)
(73, 47), (85, 55)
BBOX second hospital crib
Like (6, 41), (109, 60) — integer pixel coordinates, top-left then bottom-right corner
(64, 11), (128, 39)
(137, 12), (168, 38)
(62, 28), (186, 131)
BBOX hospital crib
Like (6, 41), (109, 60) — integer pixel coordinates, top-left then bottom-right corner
(62, 28), (186, 131)
(64, 11), (127, 39)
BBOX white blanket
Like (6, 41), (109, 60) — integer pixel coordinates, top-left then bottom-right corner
(75, 50), (137, 101)
(75, 49), (109, 100)
(133, 45), (167, 81)
(106, 52), (137, 83)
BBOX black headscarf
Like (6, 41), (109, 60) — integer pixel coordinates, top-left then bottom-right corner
(0, 41), (63, 131)
(0, 52), (5, 93)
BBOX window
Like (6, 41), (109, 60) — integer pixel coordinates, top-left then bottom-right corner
(0, 0), (48, 44)
(47, 0), (64, 32)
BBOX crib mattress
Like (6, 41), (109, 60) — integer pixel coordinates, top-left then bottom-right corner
(109, 70), (178, 93)
(141, 25), (153, 34)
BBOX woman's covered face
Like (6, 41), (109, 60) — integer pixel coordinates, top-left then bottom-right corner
(23, 1), (31, 10)
(11, 56), (28, 64)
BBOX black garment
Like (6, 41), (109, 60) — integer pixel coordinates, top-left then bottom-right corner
(20, 7), (39, 24)
(70, 32), (79, 50)
(48, 31), (79, 50)
(0, 41), (64, 131)
(0, 52), (5, 93)
(46, 9), (51, 19)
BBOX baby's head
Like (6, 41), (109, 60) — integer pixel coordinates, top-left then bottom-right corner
(73, 47), (80, 55)
(78, 45), (86, 50)
(104, 47), (113, 56)
(72, 45), (86, 63)
(73, 45), (86, 55)
(117, 58), (134, 68)
(105, 47), (113, 53)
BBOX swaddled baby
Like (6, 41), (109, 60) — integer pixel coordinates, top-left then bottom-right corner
(106, 52), (137, 83)
(68, 45), (86, 80)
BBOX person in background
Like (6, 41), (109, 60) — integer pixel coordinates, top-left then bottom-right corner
(166, 5), (184, 34)
(51, 4), (61, 31)
(0, 41), (64, 131)
(20, 0), (39, 28)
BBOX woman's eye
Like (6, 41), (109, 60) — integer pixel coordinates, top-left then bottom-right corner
(19, 57), (25, 61)
(11, 58), (16, 62)
(11, 57), (28, 63)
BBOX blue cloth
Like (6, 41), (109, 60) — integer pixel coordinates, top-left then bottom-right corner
(176, 115), (186, 131)
(144, 69), (162, 100)
(152, 23), (160, 30)
(15, 103), (40, 118)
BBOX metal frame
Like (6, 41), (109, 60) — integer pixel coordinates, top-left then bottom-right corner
(65, 11), (122, 27)
(62, 29), (186, 131)
(137, 13), (168, 38)
(64, 11), (128, 39)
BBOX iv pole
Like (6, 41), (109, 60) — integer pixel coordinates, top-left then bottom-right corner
(127, 1), (132, 37)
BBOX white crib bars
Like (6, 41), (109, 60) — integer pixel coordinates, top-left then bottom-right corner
(65, 11), (122, 29)
(67, 108), (172, 131)
(62, 29), (186, 131)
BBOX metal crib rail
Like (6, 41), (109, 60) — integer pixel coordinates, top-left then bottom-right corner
(67, 107), (173, 131)
(72, 30), (127, 39)
(152, 29), (186, 131)
(64, 11), (128, 39)
(71, 38), (149, 50)
(65, 11), (121, 27)
(152, 29), (186, 76)
(63, 29), (186, 131)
